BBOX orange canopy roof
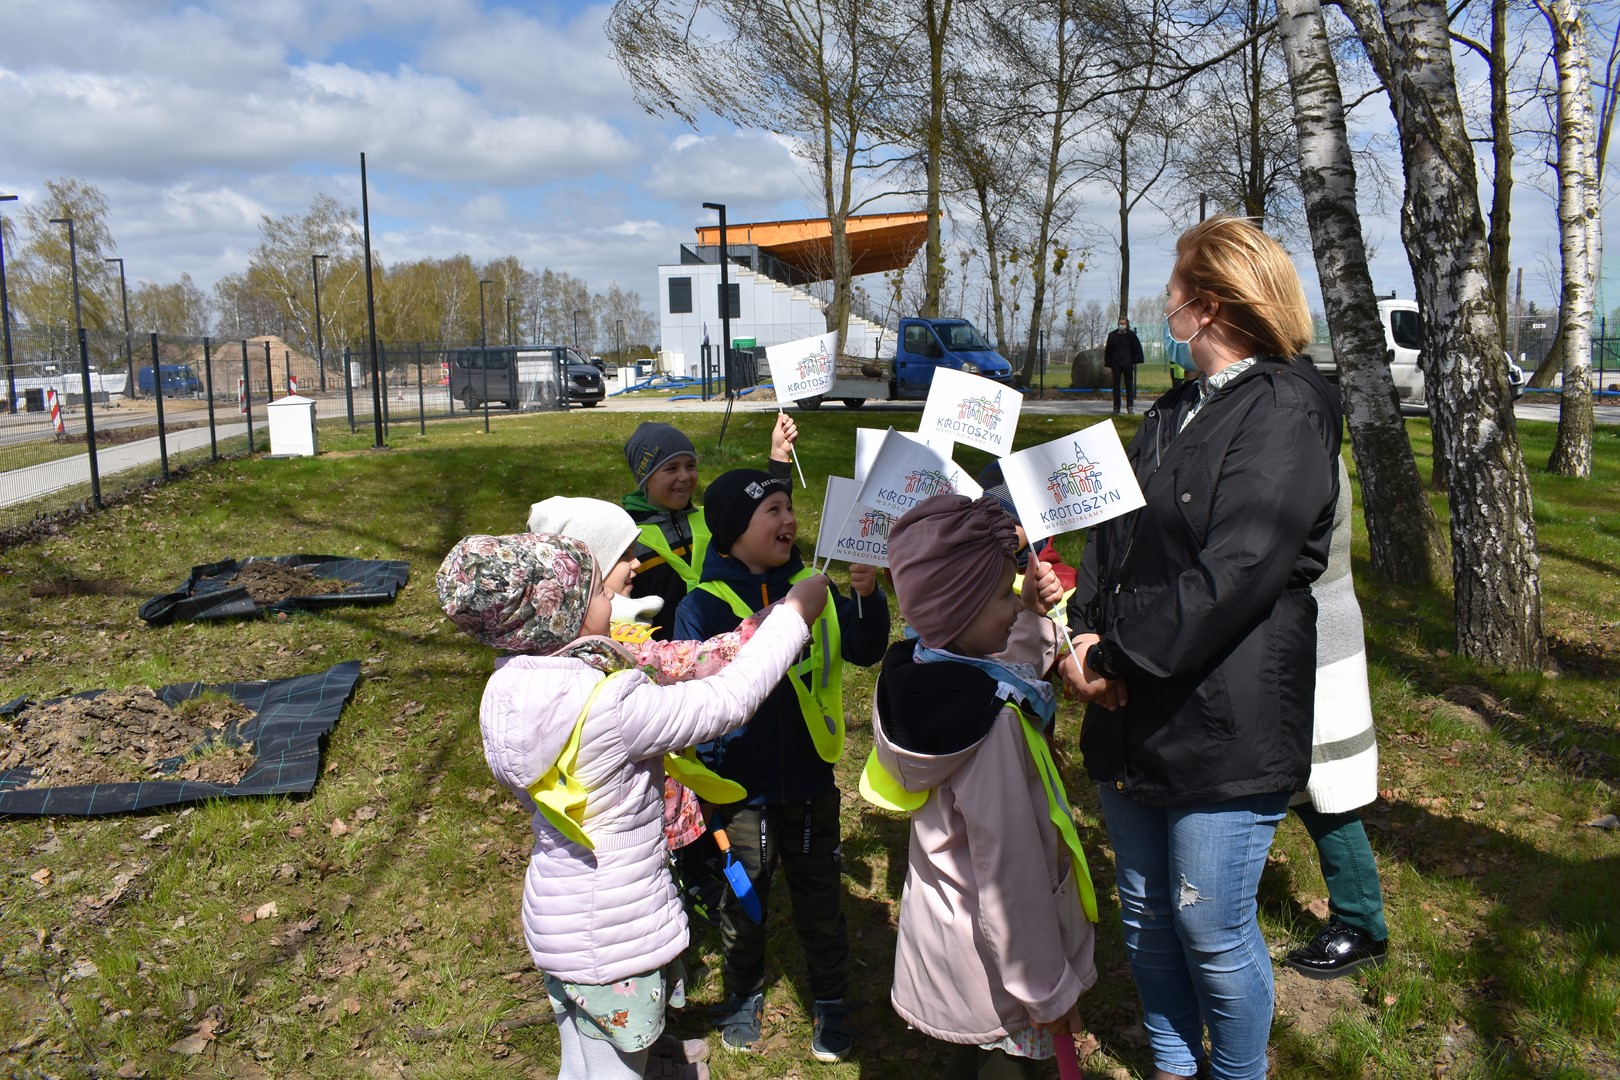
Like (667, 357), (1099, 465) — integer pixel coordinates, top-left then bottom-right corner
(695, 211), (927, 280)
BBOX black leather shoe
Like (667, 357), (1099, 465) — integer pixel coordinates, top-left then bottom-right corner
(1284, 918), (1387, 979)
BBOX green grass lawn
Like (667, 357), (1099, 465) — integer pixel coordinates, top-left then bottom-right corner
(0, 409), (1614, 1079)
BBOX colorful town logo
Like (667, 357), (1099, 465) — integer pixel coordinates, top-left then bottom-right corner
(1046, 446), (1103, 503)
(902, 469), (952, 497)
(795, 344), (833, 381)
(858, 508), (895, 539)
(956, 395), (1003, 429)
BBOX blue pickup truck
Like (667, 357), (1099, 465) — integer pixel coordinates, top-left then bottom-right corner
(795, 317), (1015, 410)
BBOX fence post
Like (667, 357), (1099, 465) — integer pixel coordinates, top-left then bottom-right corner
(241, 339), (254, 451)
(417, 343), (425, 435)
(203, 336), (218, 462)
(77, 328), (102, 508)
(344, 345), (356, 433)
(149, 334), (170, 481)
(263, 340), (274, 403)
(379, 343), (391, 438)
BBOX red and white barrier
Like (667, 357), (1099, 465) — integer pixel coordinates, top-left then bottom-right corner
(288, 374), (298, 396)
(46, 389), (65, 434)
(238, 377), (247, 414)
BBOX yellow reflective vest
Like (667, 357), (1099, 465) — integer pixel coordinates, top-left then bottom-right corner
(637, 511), (711, 590)
(861, 703), (1097, 922)
(693, 569), (845, 762)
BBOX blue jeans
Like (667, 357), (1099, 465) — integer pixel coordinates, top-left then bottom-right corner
(1097, 786), (1290, 1080)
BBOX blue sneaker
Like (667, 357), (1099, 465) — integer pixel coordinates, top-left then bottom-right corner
(711, 992), (763, 1054)
(811, 998), (855, 1062)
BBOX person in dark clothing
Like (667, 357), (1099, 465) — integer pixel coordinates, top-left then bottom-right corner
(619, 415), (797, 641)
(673, 468), (888, 1063)
(1059, 217), (1342, 1080)
(1103, 317), (1145, 414)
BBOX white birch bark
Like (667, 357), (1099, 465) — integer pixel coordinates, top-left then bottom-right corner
(1538, 0), (1596, 477)
(1338, 0), (1547, 669)
(1276, 0), (1447, 585)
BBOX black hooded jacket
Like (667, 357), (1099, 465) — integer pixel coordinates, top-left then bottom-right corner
(673, 544), (890, 805)
(1065, 356), (1343, 806)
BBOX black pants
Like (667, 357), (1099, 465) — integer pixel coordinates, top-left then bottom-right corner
(944, 1043), (1042, 1079)
(712, 786), (849, 1001)
(1111, 365), (1137, 412)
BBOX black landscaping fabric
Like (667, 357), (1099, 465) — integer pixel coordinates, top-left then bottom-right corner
(138, 554), (410, 626)
(0, 661), (362, 816)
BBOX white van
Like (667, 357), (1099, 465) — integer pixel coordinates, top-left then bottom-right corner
(1312, 299), (1524, 404)
(1378, 298), (1525, 404)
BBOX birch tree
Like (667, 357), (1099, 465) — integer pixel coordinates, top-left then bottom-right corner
(1534, 0), (1597, 476)
(1338, 0), (1546, 668)
(607, 0), (903, 350)
(1277, 0), (1448, 585)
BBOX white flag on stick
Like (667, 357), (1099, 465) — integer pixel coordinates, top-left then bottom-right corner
(854, 427), (983, 518)
(998, 420), (1145, 544)
(765, 331), (839, 402)
(853, 427), (942, 481)
(813, 476), (896, 568)
(918, 366), (1023, 456)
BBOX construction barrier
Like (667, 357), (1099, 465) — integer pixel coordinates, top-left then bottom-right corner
(289, 374), (298, 396)
(238, 377), (247, 414)
(46, 389), (64, 435)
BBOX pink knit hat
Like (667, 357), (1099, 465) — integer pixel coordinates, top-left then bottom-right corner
(887, 494), (1020, 649)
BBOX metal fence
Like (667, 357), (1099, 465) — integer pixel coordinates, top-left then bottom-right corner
(0, 329), (586, 537)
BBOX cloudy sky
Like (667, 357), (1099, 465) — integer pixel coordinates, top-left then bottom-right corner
(2, 0), (1615, 331)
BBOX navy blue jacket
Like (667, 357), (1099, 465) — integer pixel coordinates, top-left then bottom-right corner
(674, 545), (889, 805)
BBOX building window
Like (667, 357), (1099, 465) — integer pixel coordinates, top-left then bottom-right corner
(669, 277), (693, 314)
(718, 283), (741, 319)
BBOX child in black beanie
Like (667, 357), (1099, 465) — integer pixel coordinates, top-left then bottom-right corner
(673, 468), (889, 1062)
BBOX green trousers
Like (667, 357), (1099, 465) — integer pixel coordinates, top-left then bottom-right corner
(1291, 804), (1388, 941)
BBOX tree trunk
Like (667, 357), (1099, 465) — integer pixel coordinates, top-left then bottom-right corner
(920, 0), (952, 318)
(1116, 150), (1131, 321)
(1541, 0), (1596, 477)
(1339, 0), (1546, 669)
(1277, 0), (1447, 586)
(1486, 0), (1514, 346)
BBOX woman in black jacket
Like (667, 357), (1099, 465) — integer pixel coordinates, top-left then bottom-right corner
(1061, 217), (1342, 1080)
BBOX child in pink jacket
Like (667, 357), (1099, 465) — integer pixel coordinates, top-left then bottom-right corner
(437, 533), (828, 1080)
(869, 495), (1098, 1078)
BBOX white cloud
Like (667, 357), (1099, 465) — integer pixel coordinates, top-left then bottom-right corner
(642, 132), (810, 207)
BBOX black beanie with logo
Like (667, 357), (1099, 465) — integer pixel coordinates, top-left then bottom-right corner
(703, 469), (792, 554)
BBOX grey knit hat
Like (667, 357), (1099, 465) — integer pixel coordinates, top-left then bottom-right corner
(624, 422), (697, 489)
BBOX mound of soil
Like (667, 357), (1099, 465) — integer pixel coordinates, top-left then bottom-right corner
(233, 562), (355, 604)
(0, 688), (255, 789)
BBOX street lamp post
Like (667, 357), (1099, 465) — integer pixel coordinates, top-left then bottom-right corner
(506, 297), (517, 346)
(311, 253), (328, 392)
(0, 194), (17, 413)
(479, 280), (491, 347)
(572, 309), (582, 350)
(105, 257), (132, 399)
(49, 216), (84, 336)
(50, 213), (101, 505)
(702, 201), (732, 399)
(616, 319), (623, 367)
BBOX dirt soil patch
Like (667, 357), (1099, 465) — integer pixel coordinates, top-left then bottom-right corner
(233, 562), (355, 604)
(47, 421), (206, 447)
(0, 689), (255, 788)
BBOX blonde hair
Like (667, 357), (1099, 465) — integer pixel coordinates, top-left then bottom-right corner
(1174, 217), (1313, 357)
